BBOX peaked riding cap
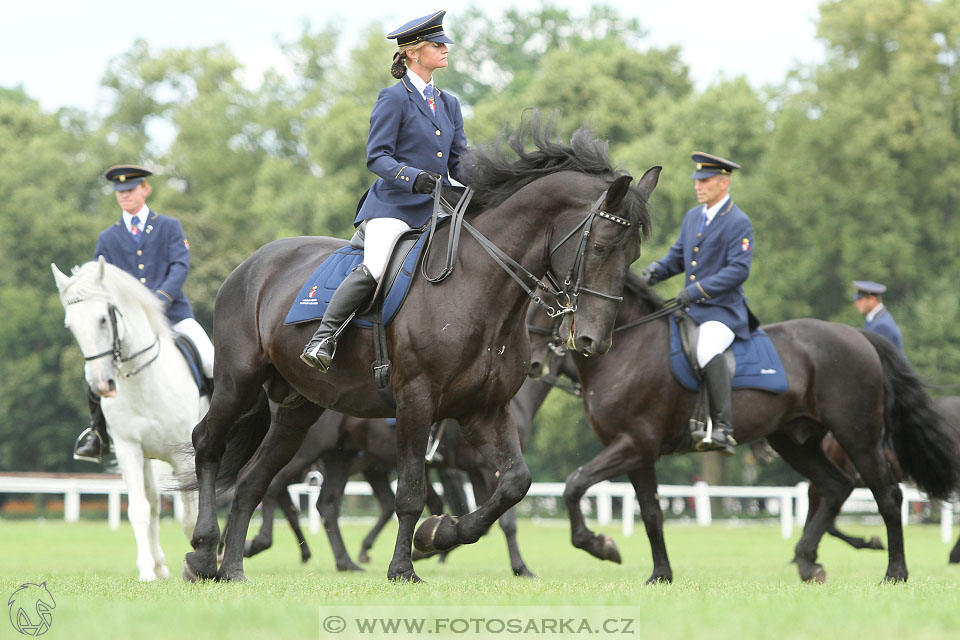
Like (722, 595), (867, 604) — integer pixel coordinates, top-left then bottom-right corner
(104, 164), (153, 192)
(690, 152), (741, 179)
(387, 10), (454, 47)
(853, 280), (887, 300)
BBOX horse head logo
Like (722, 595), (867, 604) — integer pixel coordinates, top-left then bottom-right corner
(7, 582), (56, 636)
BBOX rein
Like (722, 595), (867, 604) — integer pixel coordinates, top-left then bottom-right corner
(419, 177), (632, 319)
(69, 298), (161, 377)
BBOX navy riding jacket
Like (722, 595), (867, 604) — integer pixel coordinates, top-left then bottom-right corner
(651, 198), (754, 340)
(354, 75), (467, 229)
(94, 210), (195, 324)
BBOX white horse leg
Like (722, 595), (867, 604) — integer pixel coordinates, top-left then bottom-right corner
(142, 459), (170, 579)
(114, 442), (158, 581)
(168, 455), (199, 541)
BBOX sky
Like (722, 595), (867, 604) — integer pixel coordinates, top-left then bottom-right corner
(2, 1), (826, 114)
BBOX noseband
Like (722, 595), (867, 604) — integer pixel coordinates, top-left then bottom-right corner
(68, 297), (160, 377)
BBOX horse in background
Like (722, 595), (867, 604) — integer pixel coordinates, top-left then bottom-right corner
(527, 272), (960, 583)
(52, 258), (204, 581)
(809, 394), (960, 562)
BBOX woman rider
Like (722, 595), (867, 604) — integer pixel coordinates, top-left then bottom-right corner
(301, 9), (468, 371)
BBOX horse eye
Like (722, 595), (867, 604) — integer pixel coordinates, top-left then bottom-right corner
(100, 316), (108, 326)
(593, 242), (608, 254)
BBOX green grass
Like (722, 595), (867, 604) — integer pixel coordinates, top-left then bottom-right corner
(1, 518), (958, 639)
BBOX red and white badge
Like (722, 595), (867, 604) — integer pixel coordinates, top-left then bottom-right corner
(741, 238), (750, 251)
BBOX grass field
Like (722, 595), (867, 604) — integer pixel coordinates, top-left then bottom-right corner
(1, 517), (958, 639)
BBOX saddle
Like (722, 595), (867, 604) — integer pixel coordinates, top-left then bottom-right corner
(173, 333), (212, 397)
(670, 310), (788, 453)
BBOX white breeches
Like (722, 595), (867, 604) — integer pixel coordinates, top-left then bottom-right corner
(696, 320), (735, 368)
(172, 317), (214, 378)
(362, 217), (412, 281)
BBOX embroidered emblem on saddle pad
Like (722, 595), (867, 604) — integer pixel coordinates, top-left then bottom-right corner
(669, 316), (788, 393)
(284, 233), (427, 327)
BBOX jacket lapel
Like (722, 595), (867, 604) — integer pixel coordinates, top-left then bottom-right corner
(696, 198), (733, 244)
(138, 210), (159, 249)
(402, 76), (439, 124)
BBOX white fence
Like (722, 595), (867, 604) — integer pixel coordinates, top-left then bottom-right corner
(1, 473), (954, 543)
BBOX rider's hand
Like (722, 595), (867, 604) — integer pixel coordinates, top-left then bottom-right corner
(675, 288), (693, 307)
(413, 171), (442, 194)
(639, 262), (659, 286)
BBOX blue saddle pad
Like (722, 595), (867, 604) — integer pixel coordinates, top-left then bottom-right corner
(284, 234), (426, 328)
(174, 335), (203, 391)
(669, 316), (788, 393)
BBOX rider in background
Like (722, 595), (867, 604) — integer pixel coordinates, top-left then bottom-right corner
(852, 280), (904, 352)
(639, 152), (754, 456)
(73, 165), (214, 463)
(301, 10), (468, 371)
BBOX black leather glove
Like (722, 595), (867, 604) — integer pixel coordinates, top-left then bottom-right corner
(639, 262), (659, 286)
(675, 288), (693, 307)
(413, 171), (442, 194)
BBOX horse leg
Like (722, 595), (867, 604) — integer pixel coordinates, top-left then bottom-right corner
(950, 531), (960, 564)
(830, 436), (907, 581)
(627, 465), (672, 584)
(473, 468), (535, 578)
(413, 408), (532, 558)
(142, 459), (170, 579)
(186, 375), (265, 581)
(767, 431), (854, 584)
(114, 442), (159, 581)
(316, 451), (364, 572)
(807, 466), (883, 552)
(216, 402), (323, 581)
(388, 402), (435, 582)
(168, 455), (198, 542)
(564, 433), (642, 564)
(278, 486), (312, 564)
(358, 468), (395, 564)
(243, 480), (279, 559)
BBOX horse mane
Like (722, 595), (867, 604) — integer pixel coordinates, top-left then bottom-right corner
(63, 261), (172, 341)
(463, 111), (652, 240)
(623, 269), (665, 314)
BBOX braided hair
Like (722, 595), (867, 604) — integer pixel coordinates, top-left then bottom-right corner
(391, 51), (407, 79)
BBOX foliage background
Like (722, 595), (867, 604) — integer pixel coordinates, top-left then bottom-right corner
(2, 0), (959, 486)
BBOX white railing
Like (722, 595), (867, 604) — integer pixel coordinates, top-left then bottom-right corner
(0, 474), (954, 543)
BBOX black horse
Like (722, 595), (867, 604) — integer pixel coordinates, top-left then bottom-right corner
(184, 118), (659, 582)
(808, 395), (960, 562)
(528, 272), (960, 583)
(244, 359), (569, 576)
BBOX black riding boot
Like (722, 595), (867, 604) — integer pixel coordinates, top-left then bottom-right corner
(694, 354), (738, 456)
(73, 387), (110, 463)
(300, 265), (378, 372)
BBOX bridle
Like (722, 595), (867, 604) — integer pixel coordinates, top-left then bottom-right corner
(422, 182), (635, 319)
(67, 296), (160, 378)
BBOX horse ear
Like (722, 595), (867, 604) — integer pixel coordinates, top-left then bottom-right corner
(635, 166), (662, 201)
(97, 255), (107, 283)
(51, 263), (71, 292)
(603, 174), (634, 210)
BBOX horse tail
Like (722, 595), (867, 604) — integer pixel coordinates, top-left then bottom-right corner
(176, 388), (272, 496)
(860, 329), (960, 500)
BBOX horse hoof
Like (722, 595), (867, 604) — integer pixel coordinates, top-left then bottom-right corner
(414, 514), (458, 553)
(300, 551), (312, 565)
(183, 551), (216, 581)
(867, 537), (885, 551)
(645, 573), (672, 585)
(883, 572), (908, 583)
(337, 562), (364, 573)
(600, 535), (622, 564)
(358, 552), (371, 564)
(215, 570), (248, 583)
(388, 571), (424, 583)
(155, 565), (171, 580)
(513, 566), (538, 579)
(950, 552), (960, 565)
(802, 564), (827, 584)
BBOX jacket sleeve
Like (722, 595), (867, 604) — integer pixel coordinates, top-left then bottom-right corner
(446, 96), (468, 184)
(366, 88), (420, 191)
(155, 219), (191, 306)
(94, 231), (110, 262)
(686, 217), (753, 300)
